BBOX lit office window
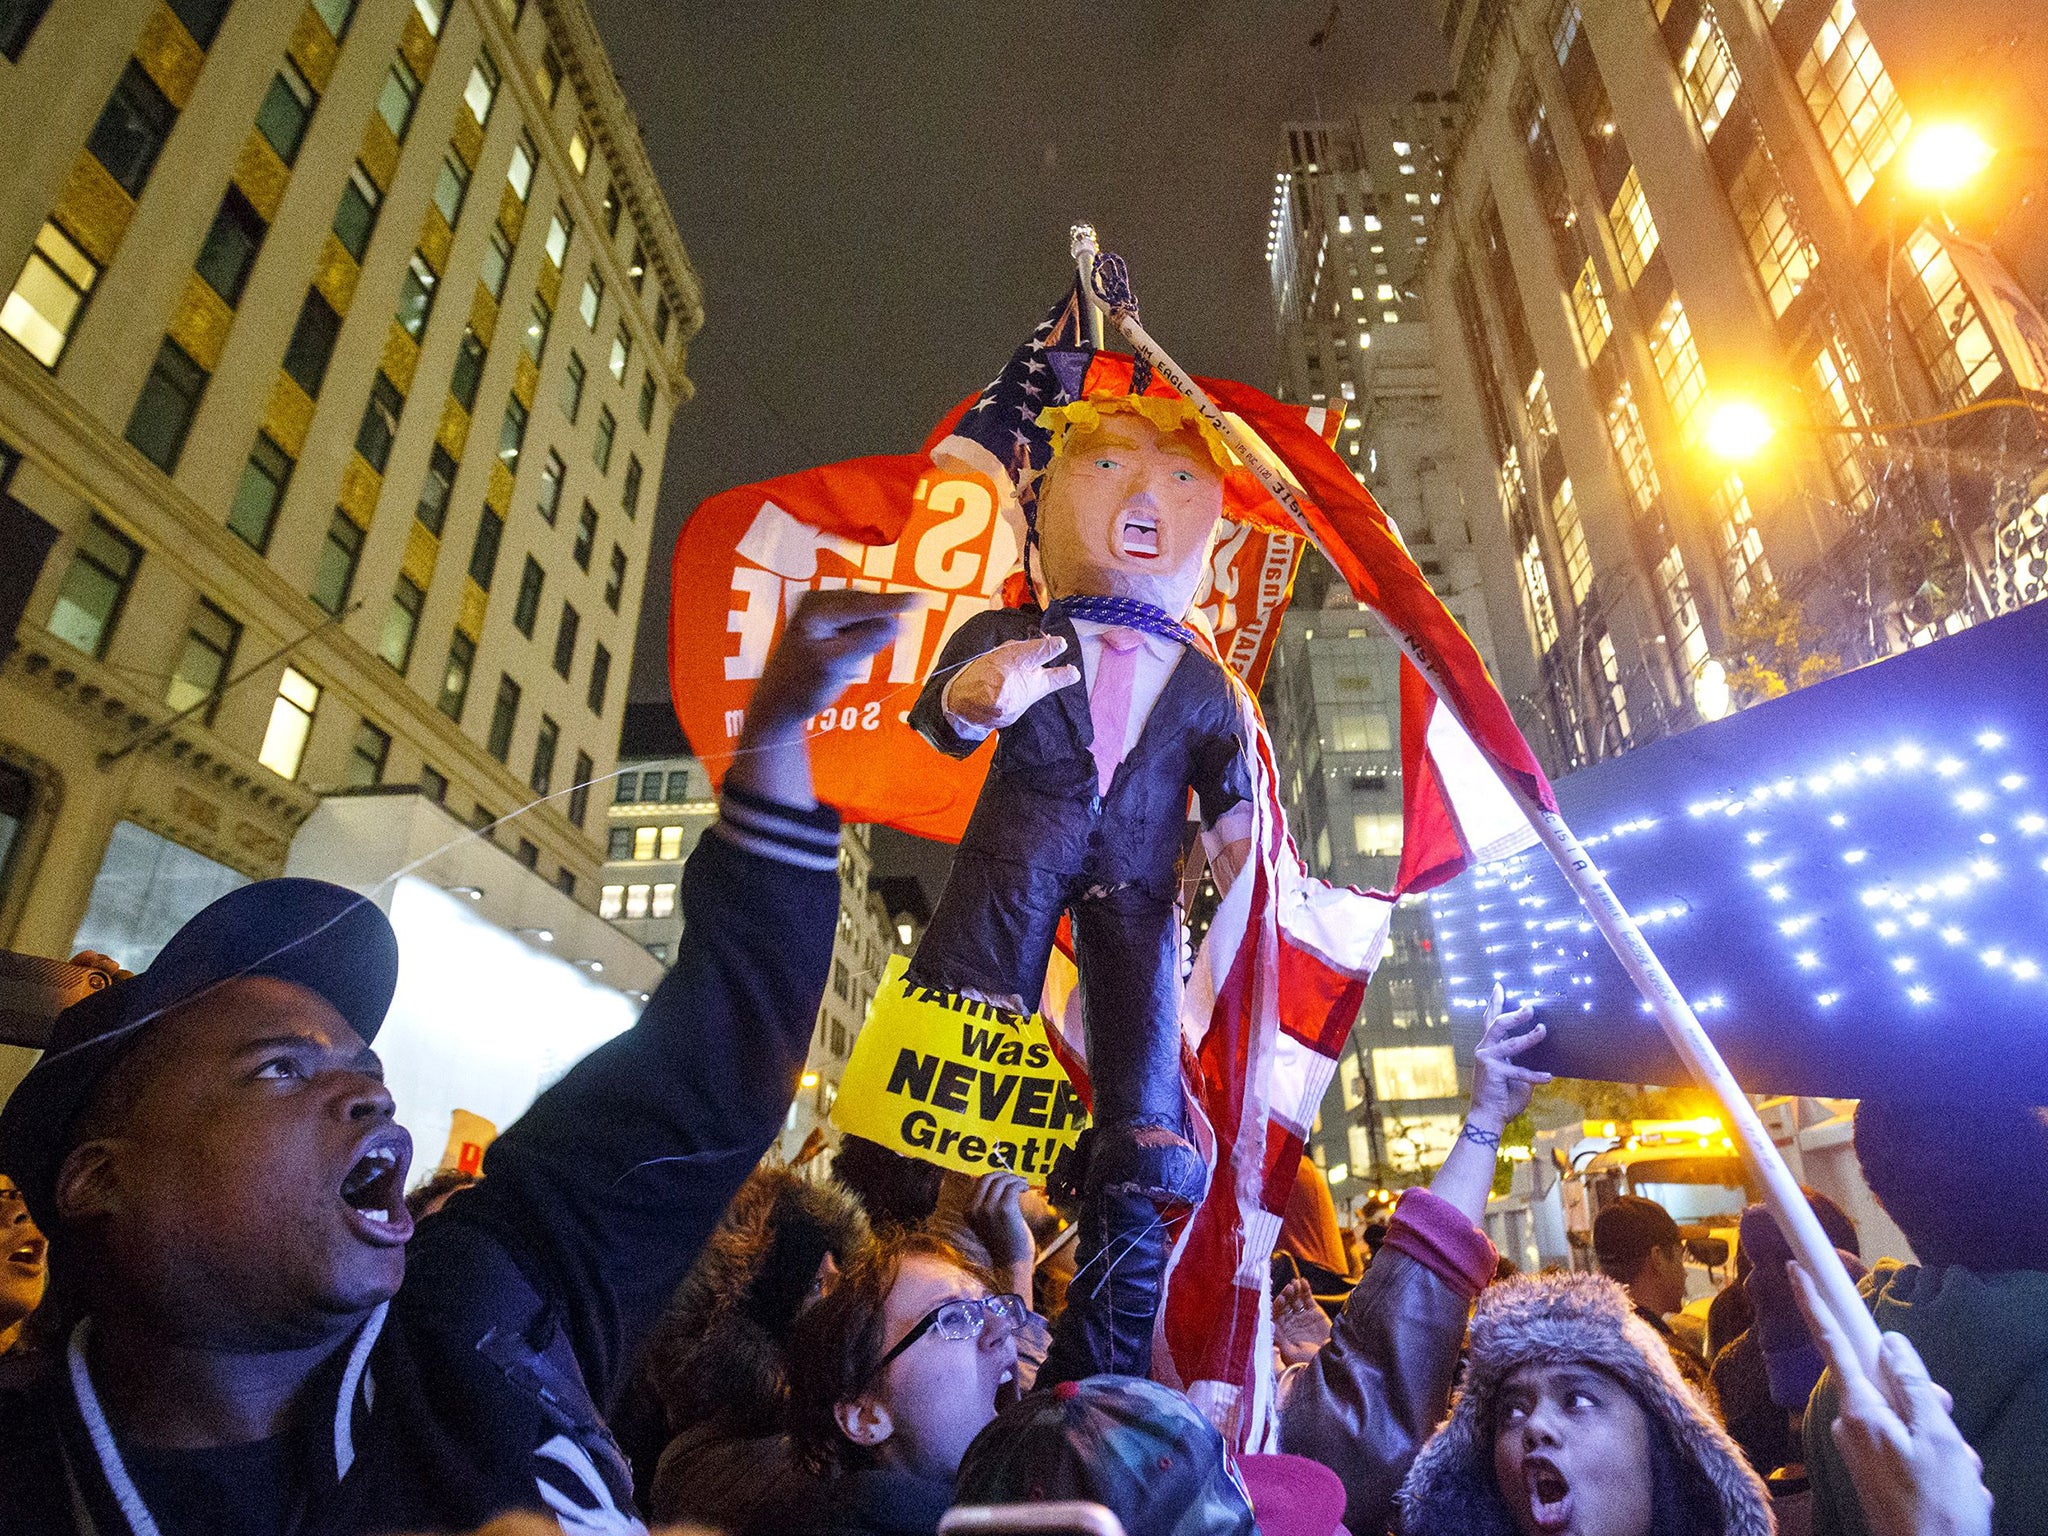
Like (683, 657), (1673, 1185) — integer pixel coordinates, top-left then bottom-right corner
(599, 884), (624, 918)
(523, 295), (551, 362)
(396, 252), (437, 339)
(1523, 370), (1558, 454)
(567, 124), (589, 176)
(462, 52), (499, 127)
(412, 0), (443, 34)
(1605, 385), (1661, 516)
(658, 824), (683, 859)
(1901, 230), (2002, 405)
(1648, 296), (1708, 437)
(1551, 477), (1592, 604)
(47, 516), (141, 659)
(1372, 1044), (1459, 1101)
(1714, 476), (1770, 606)
(166, 599), (240, 719)
(438, 631), (474, 720)
(537, 449), (565, 523)
(624, 884), (649, 918)
(1596, 632), (1632, 744)
(377, 57), (422, 142)
(1608, 168), (1659, 285)
(609, 324), (629, 381)
(1352, 811), (1403, 857)
(1656, 545), (1708, 677)
(545, 208), (572, 266)
(259, 666), (321, 779)
(2, 221), (100, 367)
(506, 132), (535, 201)
(498, 396), (528, 472)
(633, 825), (657, 859)
(650, 883), (676, 918)
(1727, 147), (1817, 316)
(1521, 535), (1560, 651)
(1797, 0), (1909, 204)
(1569, 259), (1612, 362)
(1810, 338), (1877, 512)
(1680, 13), (1740, 142)
(579, 269), (604, 328)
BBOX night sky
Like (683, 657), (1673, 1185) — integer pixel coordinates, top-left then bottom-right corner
(585, 0), (1451, 891)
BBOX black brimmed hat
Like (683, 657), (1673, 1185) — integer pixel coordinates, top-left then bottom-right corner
(0, 878), (398, 1230)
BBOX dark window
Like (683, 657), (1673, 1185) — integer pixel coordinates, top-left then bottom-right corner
(614, 772), (636, 805)
(194, 186), (267, 306)
(419, 762), (447, 802)
(608, 325), (630, 381)
(568, 750), (594, 826)
(536, 449), (564, 523)
(450, 328), (485, 409)
(607, 824), (631, 855)
(552, 603), (578, 677)
(561, 352), (584, 421)
(523, 295), (551, 363)
(125, 338), (208, 473)
(641, 770), (663, 799)
(604, 545), (626, 610)
(555, 868), (575, 898)
(414, 0), (445, 36)
(432, 152), (469, 226)
(46, 516), (140, 659)
(395, 251), (436, 338)
(585, 641), (610, 714)
(377, 59), (422, 141)
(87, 62), (177, 197)
(487, 673), (520, 760)
(228, 432), (292, 551)
(530, 714), (558, 794)
(512, 555), (543, 636)
(621, 453), (642, 517)
(470, 803), (497, 835)
(354, 371), (404, 472)
(167, 0), (231, 47)
(536, 46), (563, 107)
(601, 181), (620, 237)
(480, 228), (512, 298)
(498, 396), (527, 473)
(282, 289), (342, 396)
(468, 508), (503, 589)
(515, 837), (538, 869)
(654, 293), (671, 345)
(573, 502), (595, 569)
(2, 0), (55, 61)
(311, 0), (356, 41)
(347, 718), (391, 786)
(437, 631), (474, 720)
(627, 238), (647, 294)
(311, 510), (364, 614)
(415, 443), (456, 533)
(380, 576), (424, 671)
(638, 373), (656, 430)
(593, 406), (615, 472)
(255, 62), (317, 165)
(665, 769), (691, 800)
(166, 598), (239, 723)
(332, 163), (381, 260)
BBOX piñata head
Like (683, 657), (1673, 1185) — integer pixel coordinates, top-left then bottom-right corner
(1032, 393), (1232, 619)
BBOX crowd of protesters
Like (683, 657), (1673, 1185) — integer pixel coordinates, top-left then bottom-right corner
(0, 591), (2029, 1536)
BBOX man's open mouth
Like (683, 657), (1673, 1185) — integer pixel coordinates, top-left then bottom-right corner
(1114, 512), (1159, 559)
(6, 1236), (43, 1273)
(994, 1364), (1020, 1412)
(1525, 1456), (1573, 1530)
(338, 1130), (413, 1240)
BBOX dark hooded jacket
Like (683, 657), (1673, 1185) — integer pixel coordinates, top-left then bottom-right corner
(620, 1167), (868, 1527)
(1805, 1260), (2048, 1536)
(1397, 1272), (1773, 1536)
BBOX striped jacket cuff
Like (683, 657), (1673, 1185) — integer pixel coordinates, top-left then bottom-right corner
(712, 783), (842, 872)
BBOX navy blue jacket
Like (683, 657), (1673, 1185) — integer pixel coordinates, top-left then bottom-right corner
(0, 789), (842, 1535)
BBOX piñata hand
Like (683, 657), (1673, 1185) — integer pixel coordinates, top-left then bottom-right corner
(945, 635), (1082, 731)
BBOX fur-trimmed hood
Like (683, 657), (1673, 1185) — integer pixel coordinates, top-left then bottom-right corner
(1397, 1272), (1773, 1536)
(641, 1166), (870, 1437)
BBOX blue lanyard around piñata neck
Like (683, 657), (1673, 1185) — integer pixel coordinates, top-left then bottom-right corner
(1045, 594), (1198, 649)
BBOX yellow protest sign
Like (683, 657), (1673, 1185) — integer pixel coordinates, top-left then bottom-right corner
(832, 956), (1090, 1184)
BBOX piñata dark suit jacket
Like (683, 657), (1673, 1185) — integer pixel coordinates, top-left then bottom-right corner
(904, 604), (1252, 1135)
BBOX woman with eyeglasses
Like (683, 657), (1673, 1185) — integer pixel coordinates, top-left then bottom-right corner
(786, 1230), (1032, 1536)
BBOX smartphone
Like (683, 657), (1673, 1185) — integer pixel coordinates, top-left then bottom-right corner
(939, 1503), (1128, 1536)
(0, 951), (112, 1049)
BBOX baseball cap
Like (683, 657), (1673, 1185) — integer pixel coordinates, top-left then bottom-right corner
(954, 1376), (1254, 1536)
(1592, 1195), (1681, 1274)
(0, 879), (398, 1230)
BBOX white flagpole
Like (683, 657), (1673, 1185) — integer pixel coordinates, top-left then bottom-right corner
(1081, 251), (1884, 1375)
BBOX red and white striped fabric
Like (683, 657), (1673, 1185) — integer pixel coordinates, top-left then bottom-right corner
(1037, 374), (1556, 1445)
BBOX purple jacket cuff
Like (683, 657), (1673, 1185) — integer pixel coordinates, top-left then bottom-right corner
(1382, 1187), (1497, 1299)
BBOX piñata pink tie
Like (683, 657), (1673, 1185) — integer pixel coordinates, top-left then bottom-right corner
(1089, 627), (1142, 797)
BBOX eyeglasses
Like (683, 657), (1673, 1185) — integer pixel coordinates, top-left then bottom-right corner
(869, 1292), (1027, 1380)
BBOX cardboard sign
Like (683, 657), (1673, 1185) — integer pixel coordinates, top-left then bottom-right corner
(832, 956), (1089, 1182)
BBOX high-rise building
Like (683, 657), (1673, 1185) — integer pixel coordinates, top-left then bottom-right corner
(1423, 0), (2048, 773)
(1261, 103), (1534, 1202)
(0, 0), (699, 990)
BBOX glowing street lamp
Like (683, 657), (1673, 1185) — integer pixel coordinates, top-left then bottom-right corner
(1902, 123), (1994, 196)
(1704, 399), (1776, 462)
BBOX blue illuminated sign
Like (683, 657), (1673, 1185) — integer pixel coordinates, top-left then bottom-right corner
(1431, 602), (2048, 1103)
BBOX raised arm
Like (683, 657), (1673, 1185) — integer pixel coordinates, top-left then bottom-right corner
(413, 591), (916, 1405)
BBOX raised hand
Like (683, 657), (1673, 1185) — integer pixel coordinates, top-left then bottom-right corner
(1273, 1275), (1333, 1367)
(1789, 1262), (1992, 1536)
(1466, 983), (1550, 1134)
(944, 635), (1082, 732)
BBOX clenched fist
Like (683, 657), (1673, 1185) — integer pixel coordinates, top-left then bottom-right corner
(944, 635), (1083, 732)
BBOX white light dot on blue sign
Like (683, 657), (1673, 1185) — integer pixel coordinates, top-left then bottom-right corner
(1980, 833), (1998, 846)
(1745, 830), (1767, 845)
(1767, 885), (1789, 902)
(1937, 758), (1965, 777)
(1844, 849), (1867, 864)
(1892, 956), (1916, 973)
(1818, 992), (1840, 1007)
(1957, 790), (1989, 811)
(1828, 813), (1848, 828)
(1908, 985), (1933, 1005)
(2011, 958), (2042, 980)
(1894, 744), (1926, 768)
(1906, 912), (1930, 929)
(1983, 949), (2006, 968)
(1978, 731), (2004, 750)
(1970, 857), (2000, 880)
(1876, 920), (1900, 938)
(2001, 775), (2025, 791)
(1796, 950), (1821, 970)
(2020, 815), (2046, 835)
(1941, 926), (1966, 944)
